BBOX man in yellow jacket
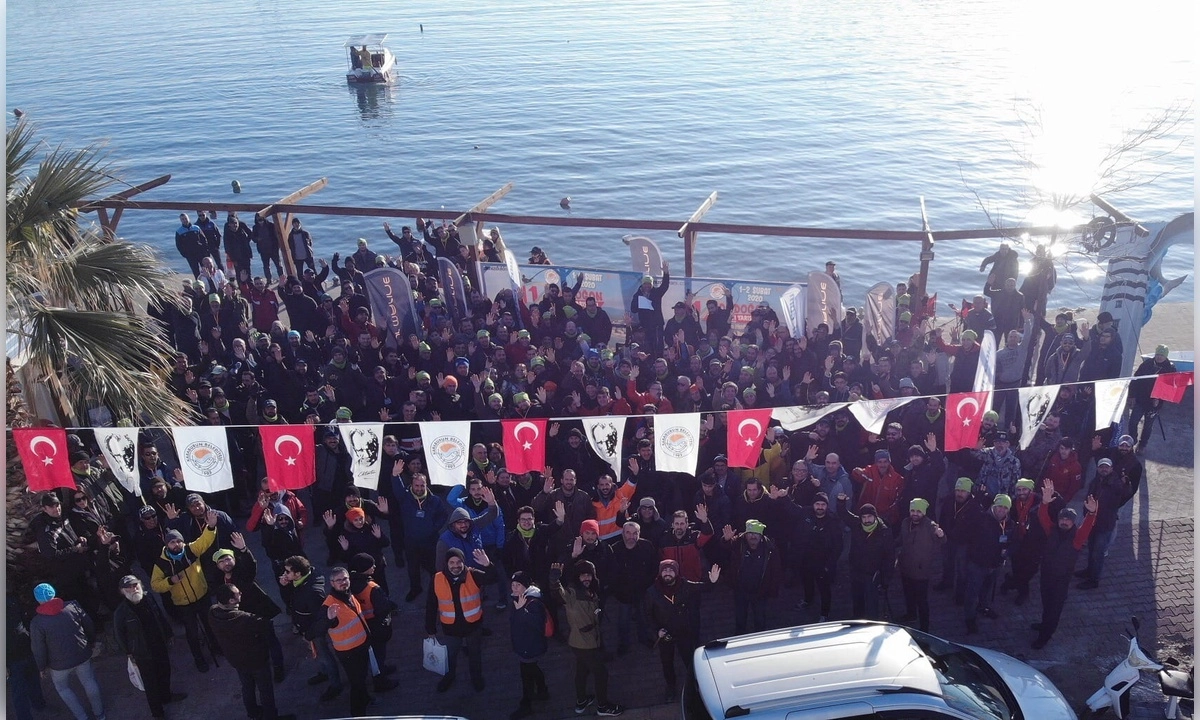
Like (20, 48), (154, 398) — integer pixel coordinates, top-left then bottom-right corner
(151, 509), (219, 672)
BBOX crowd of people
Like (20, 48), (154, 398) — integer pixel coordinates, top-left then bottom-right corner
(9, 214), (1179, 720)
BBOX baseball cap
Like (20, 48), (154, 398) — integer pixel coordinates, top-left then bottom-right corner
(1097, 457), (1113, 467)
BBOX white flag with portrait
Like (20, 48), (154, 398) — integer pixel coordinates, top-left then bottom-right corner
(419, 421), (473, 488)
(973, 330), (997, 394)
(849, 398), (914, 435)
(1017, 384), (1060, 450)
(1094, 378), (1132, 431)
(339, 423), (385, 491)
(172, 426), (235, 494)
(652, 413), (702, 475)
(93, 427), (142, 496)
(580, 417), (626, 479)
(772, 402), (849, 432)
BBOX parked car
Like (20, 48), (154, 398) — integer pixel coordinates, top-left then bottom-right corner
(685, 620), (1075, 719)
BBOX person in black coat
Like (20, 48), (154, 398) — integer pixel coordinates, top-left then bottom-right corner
(962, 494), (1015, 635)
(644, 559), (721, 702)
(792, 493), (844, 621)
(629, 261), (671, 352)
(1031, 485), (1097, 649)
(209, 583), (297, 720)
(837, 497), (894, 620)
(207, 534), (285, 682)
(113, 575), (184, 719)
(224, 212), (255, 279)
(606, 522), (659, 655)
(252, 215), (283, 284)
(507, 571), (550, 720)
(278, 556), (342, 699)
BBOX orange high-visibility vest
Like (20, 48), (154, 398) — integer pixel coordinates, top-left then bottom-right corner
(322, 594), (369, 651)
(434, 571), (482, 625)
(354, 581), (380, 622)
(594, 482), (637, 541)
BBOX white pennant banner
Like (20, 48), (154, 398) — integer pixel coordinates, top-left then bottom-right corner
(419, 421), (473, 488)
(849, 398), (915, 435)
(580, 417), (626, 479)
(94, 427), (142, 496)
(652, 413), (702, 475)
(339, 423), (385, 491)
(172, 426), (236, 494)
(1094, 378), (1132, 431)
(772, 402), (850, 432)
(973, 330), (997, 394)
(1016, 384), (1060, 450)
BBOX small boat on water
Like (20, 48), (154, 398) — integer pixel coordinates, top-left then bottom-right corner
(345, 34), (395, 84)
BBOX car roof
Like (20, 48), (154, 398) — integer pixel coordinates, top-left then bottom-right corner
(696, 621), (942, 715)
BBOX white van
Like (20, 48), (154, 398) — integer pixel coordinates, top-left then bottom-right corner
(684, 621), (1076, 719)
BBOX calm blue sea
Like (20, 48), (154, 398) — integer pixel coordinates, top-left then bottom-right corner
(6, 0), (1194, 308)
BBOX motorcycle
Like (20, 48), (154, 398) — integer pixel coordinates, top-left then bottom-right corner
(1083, 616), (1162, 718)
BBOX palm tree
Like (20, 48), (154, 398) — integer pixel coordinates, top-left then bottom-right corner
(6, 117), (193, 427)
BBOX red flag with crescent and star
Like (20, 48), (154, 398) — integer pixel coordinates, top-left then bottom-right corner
(726, 408), (773, 468)
(502, 418), (547, 475)
(259, 424), (316, 491)
(14, 427), (77, 492)
(945, 391), (991, 451)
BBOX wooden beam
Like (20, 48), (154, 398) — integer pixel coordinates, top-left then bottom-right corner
(1089, 194), (1150, 237)
(679, 192), (718, 279)
(677, 191), (719, 238)
(916, 196), (936, 309)
(454, 182), (514, 227)
(80, 173), (172, 209)
(256, 178), (329, 220)
(255, 178), (329, 278)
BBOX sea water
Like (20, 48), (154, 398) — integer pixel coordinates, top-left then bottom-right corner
(5, 0), (1193, 309)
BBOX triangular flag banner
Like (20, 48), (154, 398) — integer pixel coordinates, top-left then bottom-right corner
(1094, 378), (1132, 431)
(973, 330), (997, 394)
(1151, 371), (1193, 403)
(849, 398), (914, 436)
(772, 402), (850, 432)
(339, 423), (385, 491)
(13, 427), (77, 492)
(259, 424), (316, 492)
(945, 391), (991, 451)
(652, 412), (702, 475)
(1016, 384), (1060, 451)
(502, 419), (548, 475)
(726, 408), (773, 469)
(93, 427), (143, 496)
(172, 426), (236, 494)
(419, 421), (473, 488)
(580, 417), (625, 479)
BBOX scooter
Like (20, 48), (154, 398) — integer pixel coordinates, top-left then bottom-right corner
(1083, 616), (1162, 718)
(1158, 657), (1193, 720)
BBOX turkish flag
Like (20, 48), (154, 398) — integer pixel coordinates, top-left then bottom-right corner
(1151, 371), (1194, 404)
(945, 391), (991, 451)
(259, 425), (316, 491)
(502, 419), (547, 475)
(13, 427), (77, 492)
(726, 409), (773, 468)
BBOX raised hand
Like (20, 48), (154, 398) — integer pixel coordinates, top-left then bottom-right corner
(628, 457), (640, 475)
(262, 508), (275, 526)
(230, 531), (246, 550)
(376, 496), (389, 514)
(925, 433), (937, 452)
(1041, 480), (1054, 505)
(721, 524), (736, 542)
(619, 496), (630, 513)
(338, 535), (350, 550)
(694, 504), (708, 524)
(392, 458), (405, 477)
(1084, 494), (1099, 514)
(324, 509), (337, 529)
(473, 547), (492, 566)
(933, 523), (945, 539)
(836, 492), (849, 503)
(553, 500), (566, 524)
(371, 523), (382, 538)
(205, 509), (219, 528)
(479, 486), (496, 506)
(571, 536), (584, 557)
(709, 564), (721, 583)
(806, 445), (819, 461)
(327, 604), (339, 620)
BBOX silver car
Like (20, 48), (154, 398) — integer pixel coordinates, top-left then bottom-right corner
(684, 620), (1075, 719)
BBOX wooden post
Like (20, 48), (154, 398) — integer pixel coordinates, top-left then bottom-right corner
(256, 178), (328, 278)
(678, 191), (719, 279)
(455, 182), (514, 227)
(917, 196), (936, 313)
(81, 174), (172, 239)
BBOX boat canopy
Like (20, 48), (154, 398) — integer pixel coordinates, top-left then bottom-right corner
(345, 33), (388, 48)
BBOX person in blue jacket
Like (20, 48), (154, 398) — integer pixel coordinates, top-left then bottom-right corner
(448, 477), (508, 608)
(391, 469), (450, 603)
(507, 571), (549, 720)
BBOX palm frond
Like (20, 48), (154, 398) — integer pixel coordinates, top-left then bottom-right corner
(6, 118), (40, 191)
(44, 234), (174, 310)
(7, 137), (117, 256)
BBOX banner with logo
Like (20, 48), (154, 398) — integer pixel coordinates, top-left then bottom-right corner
(501, 418), (548, 475)
(626, 235), (665, 279)
(580, 416), (626, 479)
(772, 402), (849, 432)
(778, 285), (806, 339)
(973, 330), (997, 394)
(864, 281), (895, 351)
(419, 421), (473, 488)
(653, 412), (702, 475)
(1016, 385), (1060, 450)
(93, 427), (142, 496)
(806, 271), (842, 333)
(363, 267), (421, 347)
(339, 423), (385, 491)
(172, 426), (236, 494)
(437, 257), (470, 324)
(1093, 378), (1132, 431)
(13, 427), (76, 492)
(849, 398), (914, 436)
(726, 408), (773, 468)
(258, 424), (316, 491)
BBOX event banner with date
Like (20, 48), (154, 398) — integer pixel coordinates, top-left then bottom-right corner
(478, 262), (804, 344)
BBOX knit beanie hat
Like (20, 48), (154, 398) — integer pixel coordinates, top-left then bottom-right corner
(954, 477), (974, 492)
(909, 498), (930, 514)
(34, 583), (56, 604)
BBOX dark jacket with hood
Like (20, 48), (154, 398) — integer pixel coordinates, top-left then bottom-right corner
(206, 546), (282, 620)
(30, 599), (93, 671)
(281, 570), (327, 640)
(840, 505), (894, 583)
(509, 585), (549, 660)
(643, 568), (707, 642)
(209, 603), (271, 671)
(113, 595), (172, 661)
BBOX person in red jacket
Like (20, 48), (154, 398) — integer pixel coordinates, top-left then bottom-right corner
(851, 450), (905, 530)
(1040, 438), (1083, 503)
(246, 477), (309, 532)
(656, 509), (713, 582)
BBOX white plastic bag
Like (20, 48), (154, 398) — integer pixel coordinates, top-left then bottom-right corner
(422, 637), (448, 676)
(127, 657), (145, 691)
